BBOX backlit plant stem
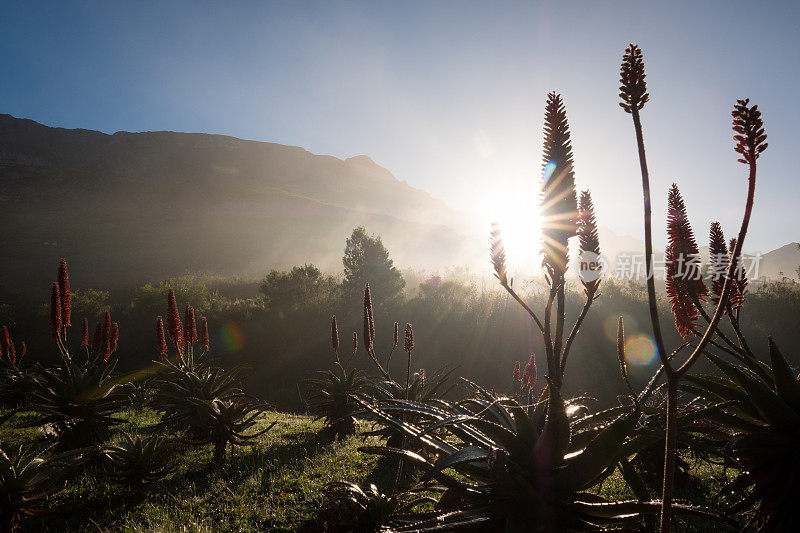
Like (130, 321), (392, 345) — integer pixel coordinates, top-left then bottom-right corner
(499, 282), (545, 335)
(631, 107), (670, 373)
(552, 279), (566, 384)
(560, 289), (596, 374)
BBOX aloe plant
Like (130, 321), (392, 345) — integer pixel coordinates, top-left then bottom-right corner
(0, 365), (33, 411)
(100, 433), (176, 494)
(20, 357), (131, 449)
(307, 363), (372, 437)
(356, 381), (725, 531)
(0, 327), (29, 410)
(0, 444), (85, 532)
(363, 368), (455, 447)
(150, 359), (274, 465)
(618, 41), (768, 530)
(319, 481), (435, 532)
(683, 338), (800, 531)
(490, 97), (602, 392)
(628, 392), (732, 487)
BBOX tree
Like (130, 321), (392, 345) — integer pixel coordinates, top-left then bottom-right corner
(259, 264), (339, 313)
(342, 227), (405, 309)
(130, 277), (220, 318)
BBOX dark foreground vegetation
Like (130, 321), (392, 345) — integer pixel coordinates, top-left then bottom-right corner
(1, 44), (799, 532)
(3, 257), (798, 414)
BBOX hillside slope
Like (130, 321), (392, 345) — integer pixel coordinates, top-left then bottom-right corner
(0, 114), (483, 294)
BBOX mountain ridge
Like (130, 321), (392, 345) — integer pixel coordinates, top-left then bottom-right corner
(1, 114), (796, 297)
(0, 113), (485, 295)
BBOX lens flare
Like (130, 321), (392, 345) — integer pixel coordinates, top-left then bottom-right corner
(219, 321), (245, 352)
(543, 160), (557, 182)
(604, 314), (638, 343)
(625, 334), (656, 366)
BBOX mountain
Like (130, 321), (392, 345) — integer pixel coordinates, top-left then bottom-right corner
(757, 243), (800, 280)
(0, 114), (485, 295)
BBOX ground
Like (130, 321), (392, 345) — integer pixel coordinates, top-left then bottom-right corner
(1, 410), (738, 532)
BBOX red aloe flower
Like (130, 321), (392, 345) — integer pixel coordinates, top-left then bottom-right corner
(58, 258), (71, 327)
(102, 311), (112, 361)
(709, 222), (729, 306)
(513, 361), (521, 383)
(19, 342), (25, 361)
(404, 323), (414, 353)
(732, 98), (768, 166)
(729, 238), (747, 310)
(7, 340), (15, 365)
(521, 352), (537, 389)
(1, 326), (11, 361)
(577, 190), (601, 294)
(156, 316), (168, 358)
(363, 284), (375, 347)
(0, 326), (12, 364)
(331, 315), (339, 352)
(50, 282), (62, 341)
(540, 92), (578, 276)
(490, 222), (508, 286)
(665, 185), (707, 338)
(200, 317), (210, 351)
(80, 318), (89, 347)
(110, 322), (119, 353)
(184, 304), (197, 346)
(166, 289), (182, 347)
(92, 322), (102, 354)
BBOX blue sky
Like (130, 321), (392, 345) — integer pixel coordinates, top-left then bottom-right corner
(2, 1), (798, 254)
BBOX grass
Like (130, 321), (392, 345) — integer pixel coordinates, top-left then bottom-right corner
(1, 409), (741, 532)
(1, 410), (392, 532)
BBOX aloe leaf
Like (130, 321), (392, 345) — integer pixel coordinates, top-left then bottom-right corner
(508, 402), (537, 448)
(554, 406), (639, 492)
(391, 506), (497, 532)
(453, 418), (528, 460)
(408, 415), (496, 450)
(531, 379), (570, 470)
(461, 378), (515, 429)
(768, 337), (800, 411)
(618, 458), (650, 502)
(571, 405), (629, 432)
(708, 353), (800, 430)
(359, 446), (483, 498)
(566, 499), (734, 524)
(422, 445), (491, 481)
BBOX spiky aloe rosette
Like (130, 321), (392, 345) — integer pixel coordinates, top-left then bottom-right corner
(0, 445), (86, 529)
(100, 433), (176, 494)
(20, 357), (131, 449)
(306, 363), (372, 438)
(150, 356), (273, 465)
(356, 380), (725, 532)
(320, 481), (436, 532)
(683, 339), (800, 531)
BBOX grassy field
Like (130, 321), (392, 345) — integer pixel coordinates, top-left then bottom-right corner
(1, 409), (739, 532)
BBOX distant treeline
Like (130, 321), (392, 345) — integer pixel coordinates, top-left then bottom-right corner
(3, 266), (798, 412)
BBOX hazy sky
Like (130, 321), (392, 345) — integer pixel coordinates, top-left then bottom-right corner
(2, 1), (798, 255)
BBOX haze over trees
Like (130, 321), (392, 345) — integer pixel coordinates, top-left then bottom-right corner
(342, 226), (405, 310)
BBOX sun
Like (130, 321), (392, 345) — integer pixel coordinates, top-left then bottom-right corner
(483, 180), (544, 276)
